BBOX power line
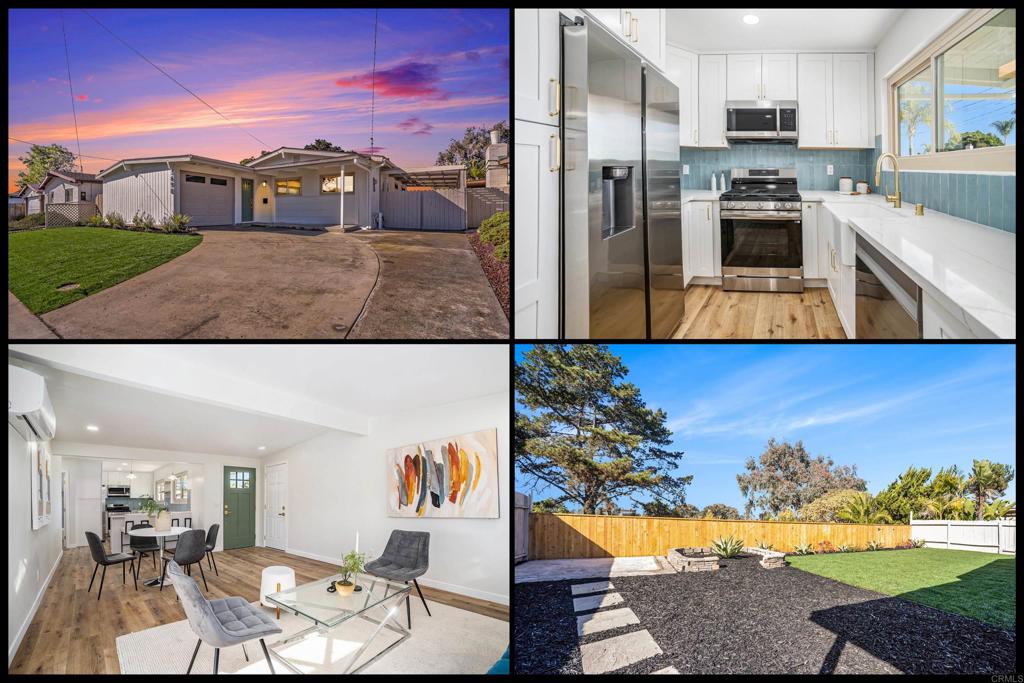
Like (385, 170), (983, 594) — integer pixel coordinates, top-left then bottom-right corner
(8, 136), (120, 161)
(59, 10), (84, 173)
(79, 8), (271, 149)
(369, 9), (379, 152)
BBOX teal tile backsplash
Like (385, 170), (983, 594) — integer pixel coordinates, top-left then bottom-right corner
(867, 134), (1015, 233)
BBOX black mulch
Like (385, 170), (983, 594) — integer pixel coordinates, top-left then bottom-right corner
(513, 555), (1017, 675)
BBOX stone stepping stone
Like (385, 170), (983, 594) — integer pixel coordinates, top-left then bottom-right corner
(580, 629), (663, 673)
(576, 607), (640, 636)
(570, 580), (615, 595)
(572, 592), (624, 613)
(653, 665), (680, 674)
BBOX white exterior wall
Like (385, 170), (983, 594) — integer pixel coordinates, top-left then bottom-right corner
(40, 179), (102, 204)
(101, 163), (175, 223)
(273, 166), (367, 225)
(254, 177), (274, 222)
(26, 196), (43, 214)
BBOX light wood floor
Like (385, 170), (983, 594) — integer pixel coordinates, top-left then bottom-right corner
(9, 543), (508, 674)
(673, 285), (847, 339)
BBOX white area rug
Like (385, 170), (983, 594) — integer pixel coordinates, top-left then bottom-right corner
(515, 557), (676, 583)
(116, 599), (506, 674)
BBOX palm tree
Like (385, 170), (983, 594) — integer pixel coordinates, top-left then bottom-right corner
(966, 459), (1015, 521)
(837, 493), (894, 524)
(991, 118), (1016, 144)
(983, 499), (1014, 521)
(900, 95), (931, 156)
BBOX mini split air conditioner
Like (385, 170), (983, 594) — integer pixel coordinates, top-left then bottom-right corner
(8, 365), (56, 441)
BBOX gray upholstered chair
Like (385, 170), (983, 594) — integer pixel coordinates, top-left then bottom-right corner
(165, 560), (282, 674)
(129, 521), (160, 576)
(85, 531), (136, 601)
(204, 523), (221, 576)
(365, 530), (431, 629)
(160, 528), (209, 592)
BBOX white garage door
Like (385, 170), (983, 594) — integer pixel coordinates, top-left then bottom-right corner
(180, 172), (233, 225)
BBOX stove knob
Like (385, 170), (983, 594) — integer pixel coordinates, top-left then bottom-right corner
(784, 202), (793, 210)
(756, 202), (765, 209)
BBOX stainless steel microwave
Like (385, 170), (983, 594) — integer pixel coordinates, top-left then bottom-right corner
(725, 101), (798, 142)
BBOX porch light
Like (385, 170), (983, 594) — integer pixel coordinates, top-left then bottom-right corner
(261, 180), (268, 187)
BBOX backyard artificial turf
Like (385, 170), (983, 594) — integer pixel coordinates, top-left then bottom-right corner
(8, 227), (202, 314)
(787, 547), (1015, 630)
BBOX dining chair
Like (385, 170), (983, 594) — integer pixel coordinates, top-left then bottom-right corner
(365, 530), (431, 629)
(129, 521), (161, 577)
(204, 523), (221, 576)
(165, 560), (282, 674)
(161, 529), (209, 593)
(85, 531), (136, 601)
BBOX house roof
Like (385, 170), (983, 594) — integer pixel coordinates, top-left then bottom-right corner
(39, 170), (101, 190)
(96, 154), (257, 179)
(14, 184), (40, 197)
(245, 147), (400, 171)
(384, 165), (466, 189)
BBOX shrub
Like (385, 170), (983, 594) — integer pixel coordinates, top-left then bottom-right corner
(866, 540), (881, 551)
(799, 489), (866, 522)
(710, 535), (744, 558)
(815, 540), (836, 554)
(105, 211), (126, 229)
(755, 540), (774, 551)
(10, 212), (46, 228)
(894, 541), (913, 550)
(493, 241), (508, 262)
(132, 211), (156, 231)
(775, 509), (797, 522)
(910, 538), (926, 548)
(478, 210), (508, 262)
(161, 213), (193, 233)
(792, 543), (813, 555)
(83, 212), (106, 227)
(837, 544), (851, 553)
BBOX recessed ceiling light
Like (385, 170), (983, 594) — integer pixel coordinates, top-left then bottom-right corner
(116, 467), (122, 471)
(743, 14), (759, 25)
(86, 425), (99, 431)
(121, 462), (128, 466)
(257, 446), (267, 451)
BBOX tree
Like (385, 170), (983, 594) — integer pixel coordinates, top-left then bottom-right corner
(641, 500), (699, 518)
(991, 117), (1015, 144)
(16, 144), (76, 189)
(436, 121), (509, 179)
(837, 492), (893, 524)
(531, 498), (569, 514)
(304, 139), (350, 153)
(799, 489), (865, 522)
(701, 503), (740, 520)
(966, 459), (1014, 520)
(239, 150), (270, 166)
(875, 466), (933, 524)
(736, 439), (866, 519)
(984, 499), (1014, 521)
(899, 84), (932, 156)
(515, 344), (692, 515)
(953, 130), (1003, 150)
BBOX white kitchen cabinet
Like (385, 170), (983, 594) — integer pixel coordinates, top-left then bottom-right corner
(816, 205), (830, 286)
(105, 471), (131, 487)
(588, 8), (624, 36)
(727, 53), (796, 101)
(687, 201), (715, 277)
(821, 206), (854, 337)
(130, 472), (153, 499)
(682, 204), (693, 287)
(514, 9), (561, 127)
(922, 291), (977, 339)
(801, 202), (819, 278)
(838, 262), (855, 338)
(821, 207), (840, 306)
(726, 53), (761, 101)
(514, 120), (560, 339)
(666, 44), (699, 147)
(698, 55), (729, 148)
(798, 53), (873, 148)
(588, 9), (665, 71)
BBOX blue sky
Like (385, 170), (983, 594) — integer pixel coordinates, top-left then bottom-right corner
(515, 344), (1016, 512)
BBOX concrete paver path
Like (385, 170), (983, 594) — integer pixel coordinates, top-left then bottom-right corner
(8, 291), (58, 339)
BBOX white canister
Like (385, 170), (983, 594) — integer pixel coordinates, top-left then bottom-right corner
(856, 181), (869, 194)
(839, 177), (853, 194)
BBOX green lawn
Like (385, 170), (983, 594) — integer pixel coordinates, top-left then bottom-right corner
(8, 227), (202, 314)
(788, 548), (1015, 630)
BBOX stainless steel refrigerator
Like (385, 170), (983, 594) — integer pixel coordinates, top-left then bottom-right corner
(561, 14), (683, 339)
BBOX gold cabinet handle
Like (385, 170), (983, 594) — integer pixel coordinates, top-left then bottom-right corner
(632, 17), (638, 43)
(834, 128), (839, 145)
(623, 11), (632, 38)
(549, 134), (560, 173)
(707, 204), (711, 221)
(548, 78), (560, 118)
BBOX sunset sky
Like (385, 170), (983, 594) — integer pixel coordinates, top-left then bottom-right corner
(7, 8), (509, 192)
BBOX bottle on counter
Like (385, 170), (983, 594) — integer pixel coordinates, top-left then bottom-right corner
(720, 172), (726, 192)
(711, 173), (717, 192)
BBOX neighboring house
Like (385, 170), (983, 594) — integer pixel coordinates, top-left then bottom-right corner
(97, 148), (405, 228)
(485, 129), (508, 189)
(39, 170), (103, 205)
(16, 183), (44, 215)
(9, 192), (27, 219)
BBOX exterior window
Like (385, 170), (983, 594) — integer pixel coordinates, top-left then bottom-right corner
(276, 178), (301, 195)
(320, 173), (355, 194)
(897, 66), (934, 156)
(80, 191), (86, 201)
(65, 188), (74, 202)
(209, 178), (228, 186)
(51, 191), (57, 202)
(185, 175), (206, 183)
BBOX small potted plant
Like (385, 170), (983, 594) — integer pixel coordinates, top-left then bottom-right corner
(139, 498), (170, 531)
(334, 549), (366, 596)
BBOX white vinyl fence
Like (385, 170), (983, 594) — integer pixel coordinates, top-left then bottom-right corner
(514, 491), (532, 564)
(910, 518), (1016, 554)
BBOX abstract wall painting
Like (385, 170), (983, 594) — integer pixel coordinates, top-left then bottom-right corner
(386, 427), (499, 518)
(30, 442), (52, 530)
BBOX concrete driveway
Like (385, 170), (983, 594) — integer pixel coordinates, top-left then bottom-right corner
(41, 227), (378, 338)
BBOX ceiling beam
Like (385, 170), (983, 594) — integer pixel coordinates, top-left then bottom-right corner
(8, 345), (370, 435)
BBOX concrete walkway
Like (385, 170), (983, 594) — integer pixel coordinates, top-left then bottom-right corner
(515, 556), (676, 583)
(8, 291), (58, 339)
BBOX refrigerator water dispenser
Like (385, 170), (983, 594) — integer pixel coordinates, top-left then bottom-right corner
(601, 166), (634, 239)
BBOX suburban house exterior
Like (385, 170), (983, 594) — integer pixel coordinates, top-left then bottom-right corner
(38, 171), (103, 225)
(16, 183), (44, 215)
(97, 148), (405, 228)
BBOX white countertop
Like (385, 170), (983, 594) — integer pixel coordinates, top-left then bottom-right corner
(808, 192), (1015, 339)
(680, 190), (722, 202)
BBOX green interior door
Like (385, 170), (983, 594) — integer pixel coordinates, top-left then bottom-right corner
(241, 179), (254, 222)
(223, 466), (256, 549)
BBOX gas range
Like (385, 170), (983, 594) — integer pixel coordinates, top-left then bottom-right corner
(720, 168), (801, 216)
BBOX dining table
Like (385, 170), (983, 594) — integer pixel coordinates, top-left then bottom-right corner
(127, 525), (191, 587)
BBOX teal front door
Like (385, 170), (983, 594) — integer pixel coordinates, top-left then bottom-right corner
(223, 466), (256, 549)
(241, 179), (254, 222)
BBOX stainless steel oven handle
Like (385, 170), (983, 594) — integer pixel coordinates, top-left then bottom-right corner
(720, 211), (802, 221)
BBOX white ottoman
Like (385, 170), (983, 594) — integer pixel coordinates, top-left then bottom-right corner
(260, 565), (296, 608)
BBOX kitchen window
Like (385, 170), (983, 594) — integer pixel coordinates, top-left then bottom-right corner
(319, 173), (355, 194)
(275, 178), (301, 195)
(889, 9), (1015, 170)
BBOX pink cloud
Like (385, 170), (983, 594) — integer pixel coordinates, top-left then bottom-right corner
(336, 61), (445, 99)
(75, 94), (89, 101)
(397, 116), (434, 136)
(85, 74), (96, 83)
(465, 51), (480, 62)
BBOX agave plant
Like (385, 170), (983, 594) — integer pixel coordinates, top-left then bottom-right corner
(792, 543), (813, 555)
(866, 540), (881, 551)
(710, 535), (744, 558)
(756, 540), (774, 551)
(910, 538), (926, 548)
(837, 544), (851, 553)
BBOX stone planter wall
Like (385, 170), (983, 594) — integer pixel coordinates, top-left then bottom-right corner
(667, 547), (720, 572)
(742, 546), (787, 569)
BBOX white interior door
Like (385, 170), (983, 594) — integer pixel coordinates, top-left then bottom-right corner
(264, 463), (288, 550)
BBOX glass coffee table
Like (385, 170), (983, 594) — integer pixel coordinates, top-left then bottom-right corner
(264, 572), (411, 674)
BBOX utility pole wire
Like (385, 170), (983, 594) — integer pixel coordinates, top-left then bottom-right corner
(79, 8), (271, 149)
(369, 9), (378, 153)
(8, 137), (120, 161)
(59, 10), (85, 173)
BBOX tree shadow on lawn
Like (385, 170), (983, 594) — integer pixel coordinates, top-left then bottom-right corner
(810, 561), (1016, 674)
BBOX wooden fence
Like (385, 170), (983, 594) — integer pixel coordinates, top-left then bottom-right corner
(380, 188), (466, 231)
(514, 492), (532, 564)
(9, 203), (26, 220)
(467, 187), (508, 229)
(910, 518), (1016, 554)
(528, 513), (912, 559)
(45, 202), (98, 227)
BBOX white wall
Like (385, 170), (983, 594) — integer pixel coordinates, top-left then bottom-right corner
(873, 8), (969, 149)
(51, 442), (262, 552)
(269, 391), (510, 605)
(101, 163), (175, 223)
(8, 426), (63, 666)
(62, 457), (102, 548)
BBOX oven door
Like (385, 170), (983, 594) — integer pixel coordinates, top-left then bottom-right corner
(725, 105), (778, 138)
(720, 211), (803, 291)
